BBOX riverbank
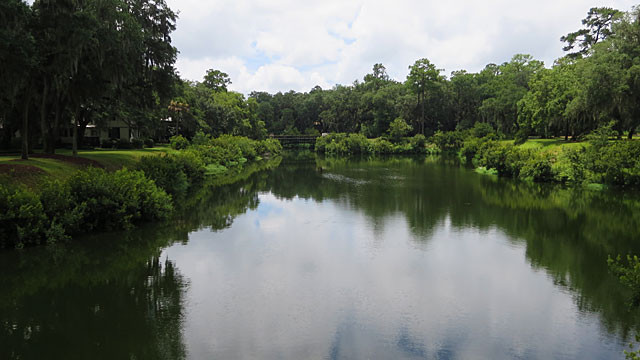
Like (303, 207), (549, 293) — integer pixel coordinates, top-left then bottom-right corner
(0, 136), (283, 249)
(460, 136), (640, 187)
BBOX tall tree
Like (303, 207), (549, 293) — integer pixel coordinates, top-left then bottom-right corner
(203, 69), (231, 92)
(449, 70), (482, 130)
(561, 7), (622, 58)
(1, 0), (36, 159)
(406, 58), (445, 135)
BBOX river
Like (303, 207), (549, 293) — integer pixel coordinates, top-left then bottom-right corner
(1, 155), (639, 359)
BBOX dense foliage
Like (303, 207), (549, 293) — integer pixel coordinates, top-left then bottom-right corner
(0, 135), (282, 248)
(0, 0), (179, 158)
(2, 4), (639, 161)
(458, 134), (640, 186)
(160, 7), (639, 144)
(315, 133), (429, 155)
(0, 168), (171, 248)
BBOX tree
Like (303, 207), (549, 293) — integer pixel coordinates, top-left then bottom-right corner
(114, 0), (178, 144)
(388, 117), (412, 141)
(479, 54), (544, 135)
(518, 58), (583, 140)
(449, 70), (482, 130)
(608, 7), (640, 138)
(203, 69), (231, 92)
(0, 0), (35, 159)
(406, 58), (445, 135)
(561, 7), (622, 58)
(363, 63), (391, 91)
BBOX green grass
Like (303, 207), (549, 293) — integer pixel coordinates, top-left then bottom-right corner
(0, 146), (170, 188)
(500, 138), (589, 152)
(56, 147), (171, 171)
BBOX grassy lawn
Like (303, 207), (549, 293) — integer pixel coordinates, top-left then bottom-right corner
(55, 147), (171, 171)
(0, 146), (170, 188)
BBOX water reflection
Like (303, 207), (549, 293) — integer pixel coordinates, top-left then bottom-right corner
(0, 229), (188, 359)
(265, 156), (640, 335)
(167, 155), (640, 358)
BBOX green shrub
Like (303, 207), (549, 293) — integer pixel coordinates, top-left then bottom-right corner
(191, 130), (211, 146)
(316, 133), (343, 153)
(101, 139), (115, 149)
(316, 133), (346, 153)
(315, 132), (423, 155)
(144, 138), (155, 148)
(325, 139), (349, 154)
(409, 134), (426, 153)
(67, 168), (172, 231)
(0, 187), (46, 248)
(344, 133), (370, 154)
(135, 155), (189, 197)
(432, 131), (465, 152)
(388, 117), (412, 142)
(588, 141), (640, 186)
(169, 135), (189, 150)
(131, 138), (144, 149)
(552, 147), (588, 183)
(195, 143), (243, 167)
(514, 128), (529, 145)
(136, 149), (205, 196)
(520, 152), (554, 182)
(39, 180), (85, 239)
(471, 122), (495, 139)
(256, 138), (283, 155)
(370, 138), (394, 154)
(228, 135), (258, 159)
(115, 139), (133, 149)
(172, 150), (206, 183)
(460, 137), (488, 162)
(475, 142), (532, 177)
(587, 121), (615, 149)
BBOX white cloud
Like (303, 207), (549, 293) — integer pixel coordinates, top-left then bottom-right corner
(167, 0), (637, 93)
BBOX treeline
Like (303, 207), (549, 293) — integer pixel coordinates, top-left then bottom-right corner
(0, 0), (178, 158)
(0, 135), (282, 248)
(3, 3), (638, 160)
(171, 7), (640, 142)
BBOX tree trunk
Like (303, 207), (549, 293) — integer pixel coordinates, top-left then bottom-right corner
(72, 107), (78, 157)
(420, 91), (425, 135)
(0, 114), (10, 149)
(49, 98), (61, 153)
(628, 126), (635, 140)
(21, 96), (30, 160)
(40, 79), (50, 154)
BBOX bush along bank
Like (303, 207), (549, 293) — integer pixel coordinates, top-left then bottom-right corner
(0, 135), (283, 249)
(459, 136), (640, 187)
(315, 133), (433, 155)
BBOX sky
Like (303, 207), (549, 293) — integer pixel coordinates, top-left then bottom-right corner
(165, 0), (637, 94)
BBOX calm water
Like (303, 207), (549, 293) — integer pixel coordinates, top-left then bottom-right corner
(2, 155), (640, 359)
